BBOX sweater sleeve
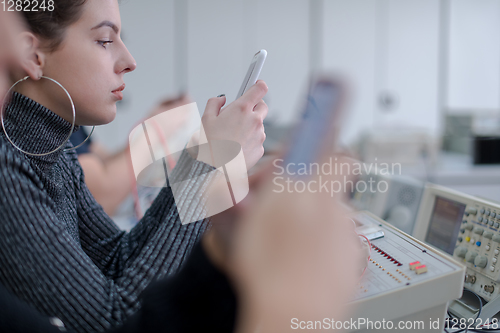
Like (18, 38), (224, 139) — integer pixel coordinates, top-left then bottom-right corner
(76, 149), (219, 279)
(0, 148), (220, 333)
(112, 241), (237, 333)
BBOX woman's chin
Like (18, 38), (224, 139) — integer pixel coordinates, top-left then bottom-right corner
(100, 109), (117, 124)
(77, 108), (116, 126)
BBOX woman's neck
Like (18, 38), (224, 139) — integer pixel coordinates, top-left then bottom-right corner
(15, 77), (75, 125)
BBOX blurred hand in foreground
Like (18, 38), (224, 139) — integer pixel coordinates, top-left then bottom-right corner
(204, 155), (364, 333)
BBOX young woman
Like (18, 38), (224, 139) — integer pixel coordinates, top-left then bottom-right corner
(0, 0), (267, 332)
(0, 7), (363, 333)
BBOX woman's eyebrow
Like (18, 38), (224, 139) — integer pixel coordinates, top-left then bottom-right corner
(91, 21), (119, 34)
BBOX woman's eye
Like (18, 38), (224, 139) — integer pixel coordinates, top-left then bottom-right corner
(97, 40), (113, 48)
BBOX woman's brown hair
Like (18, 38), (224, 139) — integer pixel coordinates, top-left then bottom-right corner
(21, 0), (88, 51)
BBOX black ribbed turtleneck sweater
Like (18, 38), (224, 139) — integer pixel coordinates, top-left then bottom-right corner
(0, 92), (219, 333)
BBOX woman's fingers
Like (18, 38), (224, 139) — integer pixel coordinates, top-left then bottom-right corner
(253, 100), (268, 119)
(239, 80), (268, 111)
(204, 95), (227, 117)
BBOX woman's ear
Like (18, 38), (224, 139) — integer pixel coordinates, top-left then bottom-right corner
(17, 31), (46, 80)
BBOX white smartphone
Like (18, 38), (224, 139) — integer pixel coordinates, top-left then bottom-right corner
(236, 49), (267, 99)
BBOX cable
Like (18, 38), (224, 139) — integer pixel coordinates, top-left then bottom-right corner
(351, 216), (371, 282)
(465, 289), (482, 333)
(445, 289), (485, 333)
(473, 319), (500, 331)
(358, 234), (371, 280)
(463, 289), (483, 322)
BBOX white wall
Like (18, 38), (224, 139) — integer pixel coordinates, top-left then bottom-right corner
(321, 0), (441, 144)
(185, 0), (310, 124)
(92, 0), (496, 151)
(92, 0), (176, 151)
(376, 0), (441, 132)
(321, 0), (377, 145)
(240, 0), (310, 124)
(93, 0), (311, 149)
(447, 0), (500, 112)
(185, 0), (246, 111)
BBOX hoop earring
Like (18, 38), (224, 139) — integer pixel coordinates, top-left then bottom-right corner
(67, 126), (95, 152)
(0, 75), (94, 156)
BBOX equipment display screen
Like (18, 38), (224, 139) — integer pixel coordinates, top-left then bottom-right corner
(425, 196), (465, 254)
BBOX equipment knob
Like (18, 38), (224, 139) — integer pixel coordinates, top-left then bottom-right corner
(493, 235), (500, 243)
(465, 224), (474, 231)
(473, 227), (484, 235)
(467, 207), (478, 215)
(466, 251), (478, 263)
(484, 231), (494, 239)
(455, 247), (468, 258)
(474, 256), (488, 268)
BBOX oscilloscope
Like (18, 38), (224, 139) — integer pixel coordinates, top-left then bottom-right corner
(413, 184), (500, 320)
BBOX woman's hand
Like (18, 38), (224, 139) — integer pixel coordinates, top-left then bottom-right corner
(200, 80), (268, 170)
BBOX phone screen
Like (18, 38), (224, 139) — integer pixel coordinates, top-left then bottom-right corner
(283, 80), (341, 175)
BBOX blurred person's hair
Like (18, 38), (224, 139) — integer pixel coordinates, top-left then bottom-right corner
(21, 0), (87, 51)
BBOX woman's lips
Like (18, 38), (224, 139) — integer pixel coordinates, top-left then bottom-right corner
(112, 84), (125, 100)
(112, 91), (123, 100)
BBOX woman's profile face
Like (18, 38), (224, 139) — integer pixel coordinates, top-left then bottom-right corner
(41, 0), (136, 125)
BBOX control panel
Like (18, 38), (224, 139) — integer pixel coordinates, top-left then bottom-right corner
(351, 212), (464, 332)
(413, 184), (500, 304)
